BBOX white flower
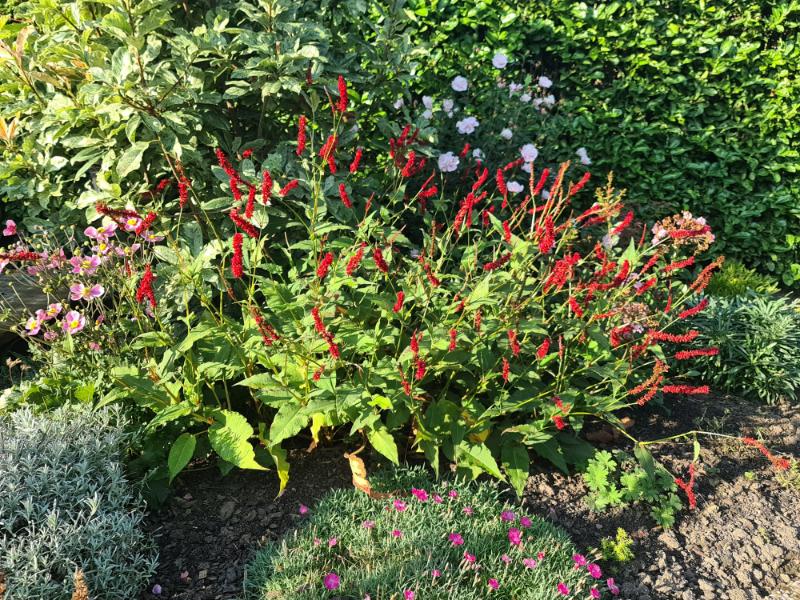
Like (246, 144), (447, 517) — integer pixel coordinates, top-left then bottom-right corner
(422, 96), (433, 109)
(601, 234), (615, 249)
(456, 116), (480, 134)
(520, 93), (532, 103)
(509, 82), (523, 94)
(576, 147), (592, 165)
(393, 98), (405, 109)
(541, 189), (551, 200)
(438, 152), (460, 173)
(500, 128), (513, 140)
(520, 143), (538, 163)
(451, 76), (468, 92)
(507, 181), (524, 194)
(473, 148), (485, 160)
(442, 99), (455, 116)
(538, 75), (553, 89)
(422, 109), (433, 120)
(542, 94), (556, 107)
(521, 162), (532, 173)
(492, 53), (509, 69)
(532, 98), (544, 108)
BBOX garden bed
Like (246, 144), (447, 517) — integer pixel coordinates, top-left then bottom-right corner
(141, 394), (799, 599)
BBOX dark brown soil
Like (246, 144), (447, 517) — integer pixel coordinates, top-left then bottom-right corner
(523, 395), (800, 600)
(140, 445), (352, 599)
(141, 395), (800, 600)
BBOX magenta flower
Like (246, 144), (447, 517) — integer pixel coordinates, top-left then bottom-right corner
(3, 219), (16, 236)
(411, 488), (428, 502)
(403, 591), (415, 600)
(557, 582), (569, 595)
(24, 315), (43, 336)
(500, 510), (515, 522)
(607, 578), (620, 595)
(448, 490), (458, 499)
(43, 330), (58, 341)
(313, 538), (321, 546)
(151, 583), (162, 595)
(88, 341), (101, 351)
(449, 533), (464, 546)
(62, 310), (86, 334)
(328, 537), (337, 548)
(69, 254), (101, 276)
(508, 527), (522, 547)
(298, 504), (309, 515)
(393, 500), (407, 512)
(323, 572), (340, 590)
(462, 506), (473, 516)
(522, 558), (537, 569)
(362, 519), (376, 529)
(84, 222), (117, 241)
(537, 552), (545, 560)
(488, 578), (499, 590)
(587, 563), (602, 578)
(463, 551), (476, 564)
(123, 216), (142, 232)
(392, 529), (403, 538)
(69, 283), (105, 301)
(590, 587), (601, 599)
(501, 554), (511, 564)
(433, 494), (443, 504)
(520, 516), (532, 528)
(572, 553), (587, 568)
(431, 569), (441, 578)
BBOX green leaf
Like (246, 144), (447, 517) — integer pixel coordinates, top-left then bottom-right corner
(269, 403), (309, 445)
(269, 443), (290, 495)
(117, 141), (150, 178)
(168, 433), (196, 483)
(532, 438), (568, 474)
(501, 440), (530, 497)
(367, 426), (399, 464)
(458, 442), (503, 479)
(208, 410), (265, 470)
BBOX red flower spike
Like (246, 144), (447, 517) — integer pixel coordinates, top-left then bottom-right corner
(648, 329), (700, 343)
(242, 148), (253, 159)
(612, 211), (633, 236)
(336, 75), (348, 113)
(350, 147), (363, 174)
(502, 357), (510, 382)
(552, 415), (566, 430)
(296, 115), (307, 156)
(532, 169), (549, 196)
(474, 310), (482, 333)
(568, 296), (584, 318)
(250, 306), (280, 347)
(537, 338), (550, 360)
(317, 252), (334, 280)
(483, 252), (511, 271)
(496, 168), (508, 196)
(135, 211), (157, 236)
(393, 291), (405, 313)
(245, 184), (256, 219)
(231, 233), (244, 278)
(678, 298), (708, 320)
(338, 183), (353, 208)
(636, 277), (657, 296)
(279, 179), (299, 197)
(662, 256), (695, 274)
(415, 358), (426, 381)
(410, 331), (420, 356)
(229, 208), (259, 238)
(449, 329), (457, 351)
(262, 170), (272, 205)
(675, 347), (719, 360)
(178, 176), (190, 208)
(508, 330), (520, 356)
(373, 247), (389, 273)
(661, 384), (710, 395)
(502, 220), (512, 243)
(675, 463), (697, 510)
(346, 243), (366, 276)
(135, 265), (157, 308)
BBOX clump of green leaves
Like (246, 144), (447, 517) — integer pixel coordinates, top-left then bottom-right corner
(693, 294), (800, 405)
(705, 260), (778, 298)
(245, 468), (594, 600)
(600, 528), (635, 563)
(583, 448), (681, 528)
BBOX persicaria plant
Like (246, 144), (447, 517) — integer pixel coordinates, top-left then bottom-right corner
(5, 75), (725, 494)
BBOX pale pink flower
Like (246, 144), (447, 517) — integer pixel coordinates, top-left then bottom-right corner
(3, 219), (16, 236)
(88, 342), (101, 351)
(607, 578), (620, 595)
(451, 76), (468, 92)
(328, 537), (337, 548)
(492, 53), (508, 69)
(522, 558), (537, 569)
(123, 216), (142, 232)
(431, 569), (441, 578)
(62, 310), (86, 334)
(500, 554), (511, 564)
(142, 230), (164, 243)
(298, 504), (309, 515)
(433, 494), (443, 504)
(24, 315), (43, 336)
(43, 331), (58, 341)
(462, 506), (473, 516)
(84, 222), (117, 241)
(393, 500), (407, 512)
(323, 572), (340, 590)
(69, 254), (101, 276)
(362, 519), (376, 529)
(448, 490), (458, 499)
(69, 283), (105, 301)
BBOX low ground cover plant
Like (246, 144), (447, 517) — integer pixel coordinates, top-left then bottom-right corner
(691, 293), (800, 405)
(704, 260), (778, 298)
(2, 71), (726, 496)
(0, 406), (156, 599)
(244, 469), (615, 599)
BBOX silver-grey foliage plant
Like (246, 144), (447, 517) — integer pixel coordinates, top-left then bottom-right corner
(0, 406), (157, 599)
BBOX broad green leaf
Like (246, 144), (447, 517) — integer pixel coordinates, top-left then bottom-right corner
(458, 442), (503, 479)
(269, 443), (290, 495)
(269, 403), (309, 445)
(168, 433), (196, 483)
(208, 410), (265, 470)
(117, 141), (150, 178)
(367, 426), (399, 464)
(501, 441), (530, 497)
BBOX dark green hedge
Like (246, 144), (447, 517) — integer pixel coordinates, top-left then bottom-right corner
(408, 0), (800, 284)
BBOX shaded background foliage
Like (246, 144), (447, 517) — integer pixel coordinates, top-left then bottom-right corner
(2, 0), (798, 283)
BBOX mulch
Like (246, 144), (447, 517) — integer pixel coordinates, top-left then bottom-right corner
(140, 395), (800, 599)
